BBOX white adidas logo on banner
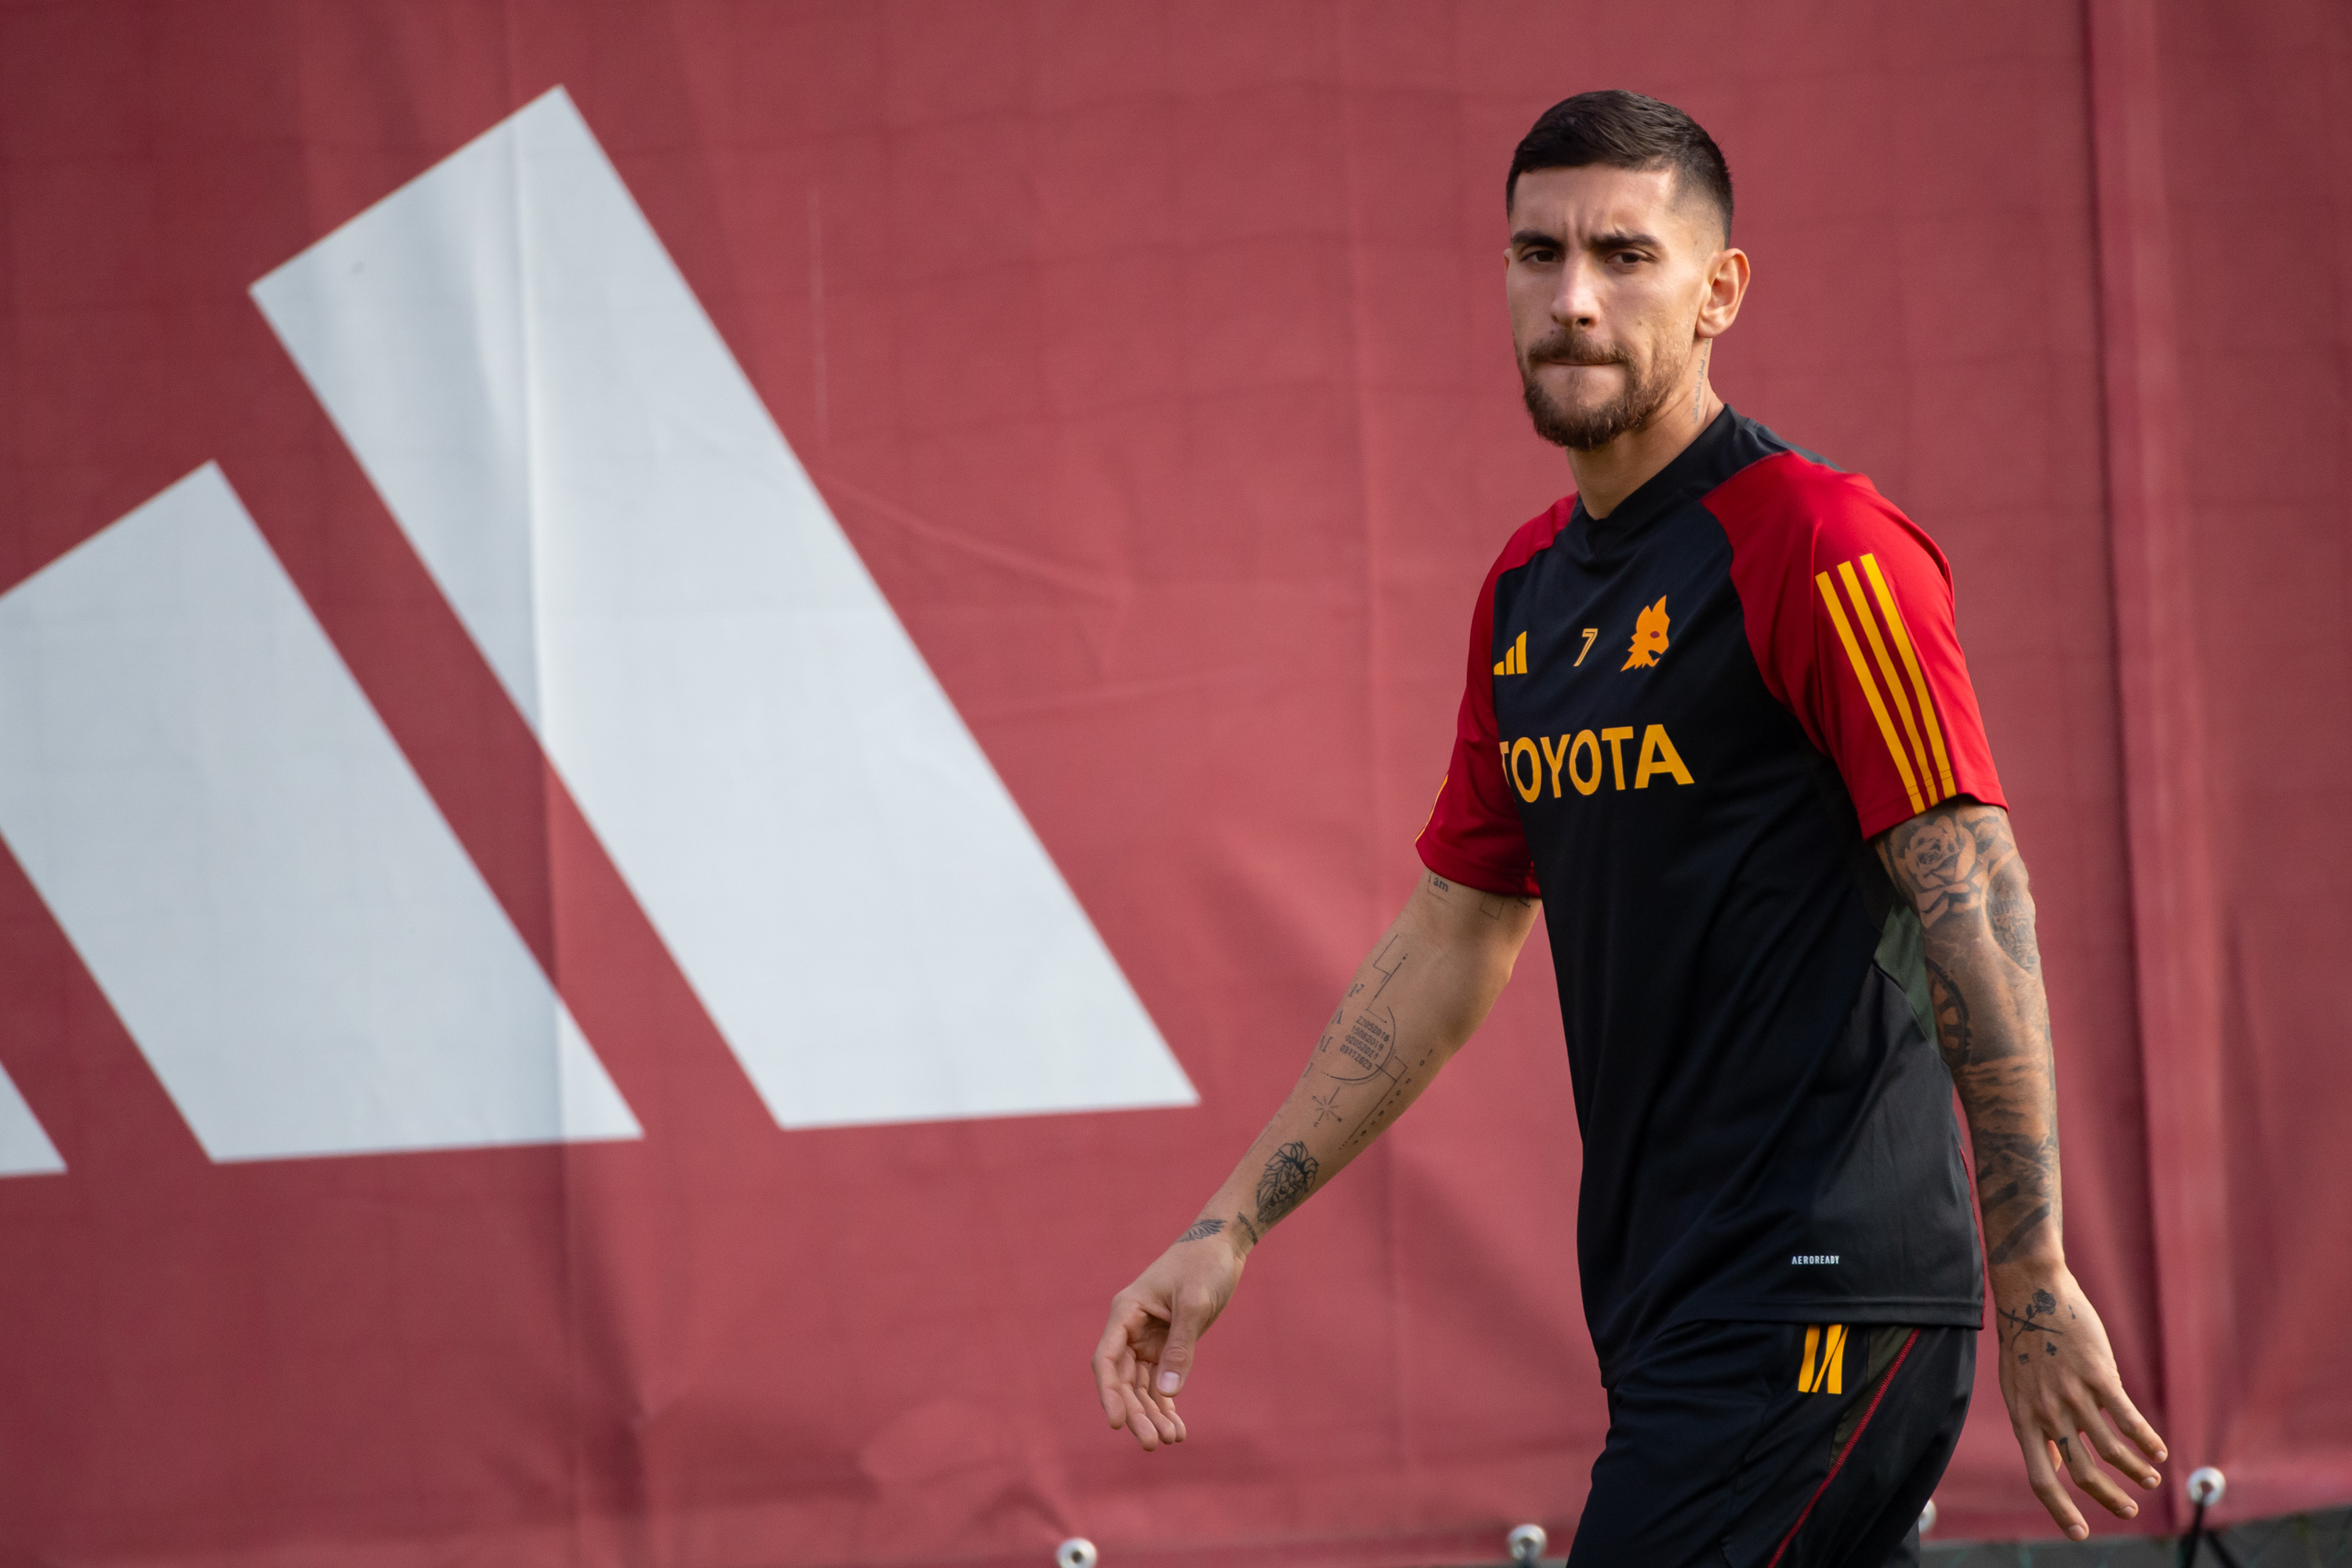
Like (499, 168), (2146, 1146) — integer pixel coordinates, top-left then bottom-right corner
(0, 89), (1192, 1168)
(0, 466), (641, 1163)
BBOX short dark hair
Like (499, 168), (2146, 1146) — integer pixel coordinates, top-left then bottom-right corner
(1506, 90), (1733, 241)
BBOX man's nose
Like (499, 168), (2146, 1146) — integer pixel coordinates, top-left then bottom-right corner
(1552, 255), (1601, 326)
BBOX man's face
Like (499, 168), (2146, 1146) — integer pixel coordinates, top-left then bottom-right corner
(1505, 164), (1726, 451)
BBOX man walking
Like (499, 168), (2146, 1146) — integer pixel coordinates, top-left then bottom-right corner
(1093, 92), (2165, 1565)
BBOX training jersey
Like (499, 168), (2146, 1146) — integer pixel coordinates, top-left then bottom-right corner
(1417, 408), (2002, 1384)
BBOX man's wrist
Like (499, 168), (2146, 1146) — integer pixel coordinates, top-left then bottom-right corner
(1987, 1243), (2068, 1297)
(1176, 1206), (1260, 1258)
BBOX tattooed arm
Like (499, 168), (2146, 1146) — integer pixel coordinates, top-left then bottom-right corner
(1091, 868), (1538, 1451)
(1876, 802), (2167, 1539)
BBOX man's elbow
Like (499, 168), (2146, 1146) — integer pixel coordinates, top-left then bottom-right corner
(1431, 926), (1529, 1044)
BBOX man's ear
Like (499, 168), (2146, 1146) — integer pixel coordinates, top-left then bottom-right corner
(1697, 248), (1750, 340)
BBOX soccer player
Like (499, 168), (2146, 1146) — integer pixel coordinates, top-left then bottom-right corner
(1091, 91), (2168, 1564)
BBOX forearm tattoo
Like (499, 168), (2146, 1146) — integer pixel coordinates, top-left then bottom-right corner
(1229, 872), (1531, 1246)
(1254, 1142), (1319, 1232)
(1878, 803), (2060, 1267)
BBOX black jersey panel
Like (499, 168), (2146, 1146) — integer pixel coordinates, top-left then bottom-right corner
(1485, 411), (1983, 1382)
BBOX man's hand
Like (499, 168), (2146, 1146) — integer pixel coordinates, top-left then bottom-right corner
(1993, 1262), (2168, 1540)
(1091, 1225), (1245, 1452)
(1087, 869), (1535, 1453)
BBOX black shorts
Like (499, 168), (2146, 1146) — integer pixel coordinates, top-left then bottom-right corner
(1566, 1319), (1974, 1568)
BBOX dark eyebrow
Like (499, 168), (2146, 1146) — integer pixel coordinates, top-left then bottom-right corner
(1588, 229), (1663, 252)
(1508, 227), (1666, 254)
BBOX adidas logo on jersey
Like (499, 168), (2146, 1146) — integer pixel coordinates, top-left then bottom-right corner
(1493, 630), (1529, 677)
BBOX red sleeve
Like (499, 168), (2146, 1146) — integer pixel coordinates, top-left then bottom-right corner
(1413, 506), (1567, 897)
(1709, 454), (2005, 840)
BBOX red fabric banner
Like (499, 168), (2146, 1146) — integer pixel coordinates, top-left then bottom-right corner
(0, 2), (2344, 1563)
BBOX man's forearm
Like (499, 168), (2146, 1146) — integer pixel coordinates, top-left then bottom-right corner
(1878, 804), (2061, 1272)
(1879, 802), (2168, 1527)
(1185, 870), (1537, 1252)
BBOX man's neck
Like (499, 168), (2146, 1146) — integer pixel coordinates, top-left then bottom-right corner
(1569, 379), (1725, 518)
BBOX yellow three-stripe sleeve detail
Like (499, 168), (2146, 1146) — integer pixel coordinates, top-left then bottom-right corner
(1838, 561), (1938, 802)
(1861, 554), (1957, 800)
(1817, 572), (1926, 813)
(1823, 1324), (1846, 1394)
(1799, 1324), (1823, 1392)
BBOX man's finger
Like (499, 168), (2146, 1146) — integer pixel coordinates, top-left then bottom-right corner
(2097, 1381), (2169, 1472)
(2055, 1428), (2138, 1520)
(1091, 1346), (1131, 1428)
(1118, 1383), (1163, 1452)
(1092, 1311), (1142, 1428)
(1155, 1292), (1214, 1396)
(1133, 1375), (1181, 1445)
(1147, 1385), (1188, 1445)
(2075, 1402), (2161, 1490)
(2022, 1432), (2089, 1541)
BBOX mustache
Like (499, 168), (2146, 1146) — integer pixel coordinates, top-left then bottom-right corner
(1523, 330), (1632, 368)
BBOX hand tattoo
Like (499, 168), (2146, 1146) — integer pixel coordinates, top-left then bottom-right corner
(1998, 1287), (2069, 1363)
(1176, 1218), (1225, 1243)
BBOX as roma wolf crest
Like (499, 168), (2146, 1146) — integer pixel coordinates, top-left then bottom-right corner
(1622, 596), (1671, 670)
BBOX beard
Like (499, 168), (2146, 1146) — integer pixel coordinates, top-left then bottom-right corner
(1518, 328), (1685, 452)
